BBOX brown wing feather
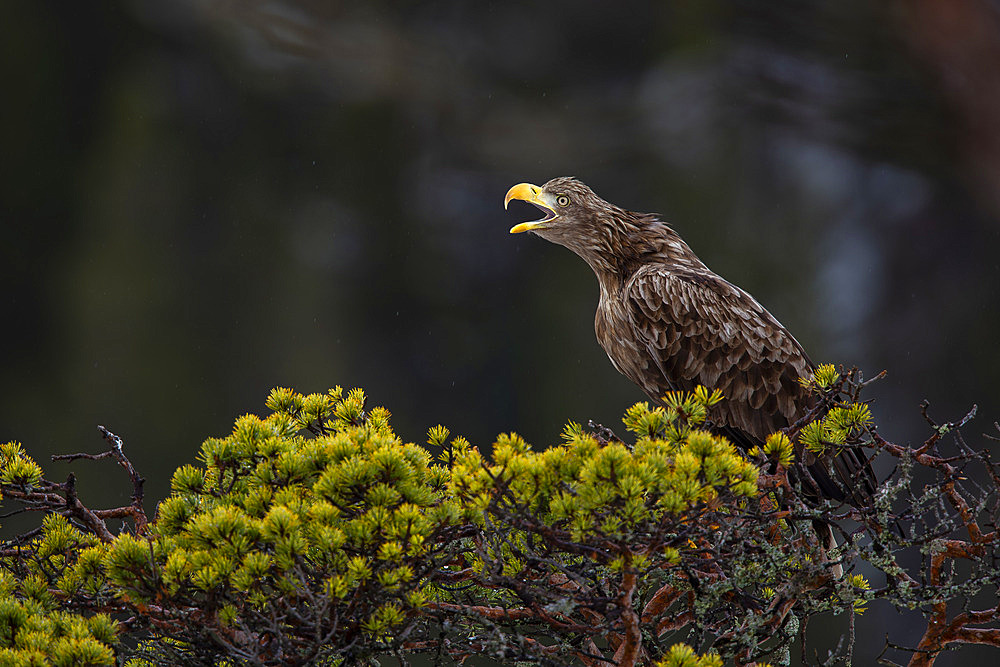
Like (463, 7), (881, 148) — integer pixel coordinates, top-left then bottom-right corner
(596, 265), (875, 506)
(618, 266), (814, 440)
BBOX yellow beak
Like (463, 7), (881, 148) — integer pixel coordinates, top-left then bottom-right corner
(504, 182), (556, 234)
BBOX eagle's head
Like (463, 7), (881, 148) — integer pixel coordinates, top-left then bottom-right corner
(504, 177), (668, 277)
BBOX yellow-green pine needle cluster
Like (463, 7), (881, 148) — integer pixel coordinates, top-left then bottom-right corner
(0, 552), (118, 665)
(844, 573), (872, 614)
(455, 390), (758, 549)
(799, 403), (873, 455)
(748, 432), (795, 468)
(112, 387), (467, 641)
(654, 643), (727, 667)
(0, 441), (44, 487)
(799, 363), (841, 391)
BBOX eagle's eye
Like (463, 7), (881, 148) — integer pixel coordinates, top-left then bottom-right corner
(556, 195), (571, 207)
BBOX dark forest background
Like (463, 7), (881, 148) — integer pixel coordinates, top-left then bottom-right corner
(3, 1), (1000, 663)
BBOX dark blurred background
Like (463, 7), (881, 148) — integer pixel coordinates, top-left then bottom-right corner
(3, 0), (1000, 663)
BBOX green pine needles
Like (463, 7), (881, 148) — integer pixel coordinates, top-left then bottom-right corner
(0, 368), (997, 666)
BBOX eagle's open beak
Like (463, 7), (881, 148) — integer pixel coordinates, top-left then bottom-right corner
(504, 182), (558, 234)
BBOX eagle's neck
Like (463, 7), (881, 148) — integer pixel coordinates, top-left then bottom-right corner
(587, 215), (708, 296)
